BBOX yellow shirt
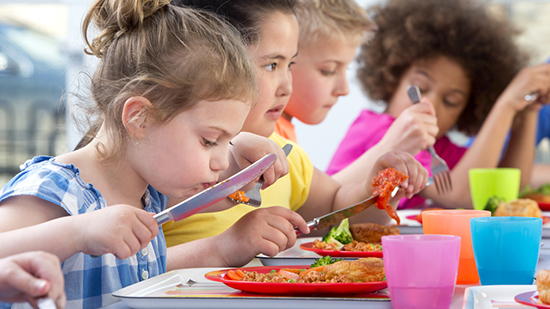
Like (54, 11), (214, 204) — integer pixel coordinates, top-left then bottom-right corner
(163, 133), (314, 247)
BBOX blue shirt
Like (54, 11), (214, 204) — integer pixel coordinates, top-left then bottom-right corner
(0, 156), (167, 309)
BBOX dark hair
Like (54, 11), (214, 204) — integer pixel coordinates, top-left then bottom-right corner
(172, 0), (296, 45)
(357, 0), (527, 136)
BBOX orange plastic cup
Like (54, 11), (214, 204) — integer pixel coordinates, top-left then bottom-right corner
(422, 210), (491, 284)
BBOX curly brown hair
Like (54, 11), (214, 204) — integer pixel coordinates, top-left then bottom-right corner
(357, 0), (527, 136)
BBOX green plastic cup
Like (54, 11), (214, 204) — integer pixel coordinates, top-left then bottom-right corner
(468, 168), (521, 210)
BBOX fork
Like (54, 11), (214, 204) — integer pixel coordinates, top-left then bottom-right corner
(230, 144), (293, 206)
(406, 85), (453, 195)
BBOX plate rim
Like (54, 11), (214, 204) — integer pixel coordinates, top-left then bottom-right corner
(299, 241), (383, 258)
(515, 291), (550, 308)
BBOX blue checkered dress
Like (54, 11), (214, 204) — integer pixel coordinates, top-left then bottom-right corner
(0, 156), (167, 309)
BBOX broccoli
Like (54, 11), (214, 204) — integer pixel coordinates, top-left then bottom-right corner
(322, 235), (344, 250)
(539, 184), (550, 195)
(321, 218), (354, 245)
(484, 196), (506, 215)
(520, 184), (550, 198)
(310, 256), (343, 268)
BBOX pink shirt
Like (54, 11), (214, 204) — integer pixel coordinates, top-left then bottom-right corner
(327, 110), (466, 209)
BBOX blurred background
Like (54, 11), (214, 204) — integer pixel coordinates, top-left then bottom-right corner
(0, 0), (549, 187)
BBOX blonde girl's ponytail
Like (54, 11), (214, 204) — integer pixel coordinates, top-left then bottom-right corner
(82, 0), (170, 57)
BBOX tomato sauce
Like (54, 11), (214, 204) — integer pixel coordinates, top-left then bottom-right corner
(372, 168), (408, 225)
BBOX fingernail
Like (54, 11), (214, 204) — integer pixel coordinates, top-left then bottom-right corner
(35, 279), (47, 291)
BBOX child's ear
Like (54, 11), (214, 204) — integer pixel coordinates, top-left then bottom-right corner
(122, 96), (153, 138)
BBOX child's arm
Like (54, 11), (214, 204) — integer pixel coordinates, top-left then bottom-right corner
(166, 206), (309, 269)
(421, 64), (550, 208)
(298, 151), (428, 227)
(498, 64), (550, 185)
(0, 196), (158, 261)
(531, 164), (550, 187)
(0, 251), (66, 309)
(332, 100), (438, 184)
(499, 106), (539, 186)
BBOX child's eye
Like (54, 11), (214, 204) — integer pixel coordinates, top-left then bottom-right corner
(321, 70), (336, 76)
(203, 138), (218, 147)
(444, 99), (460, 107)
(264, 63), (276, 72)
(288, 61), (295, 71)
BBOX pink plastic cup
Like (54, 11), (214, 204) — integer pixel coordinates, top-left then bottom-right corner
(382, 235), (461, 309)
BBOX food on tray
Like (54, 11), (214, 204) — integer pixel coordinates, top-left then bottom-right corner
(342, 241), (383, 252)
(536, 269), (550, 304)
(310, 255), (343, 267)
(228, 190), (249, 203)
(237, 257), (385, 283)
(320, 218), (353, 250)
(323, 258), (385, 283)
(350, 223), (400, 244)
(520, 184), (550, 203)
(313, 221), (398, 252)
(313, 239), (383, 252)
(493, 198), (542, 218)
(484, 196), (506, 215)
(372, 168), (408, 225)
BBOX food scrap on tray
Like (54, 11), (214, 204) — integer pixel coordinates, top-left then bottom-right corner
(372, 168), (408, 224)
(228, 190), (249, 203)
(312, 220), (398, 252)
(231, 257), (385, 284)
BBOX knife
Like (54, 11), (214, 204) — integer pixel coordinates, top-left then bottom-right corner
(296, 187), (399, 234)
(155, 153), (277, 225)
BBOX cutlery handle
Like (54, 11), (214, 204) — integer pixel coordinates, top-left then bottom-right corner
(295, 220), (317, 235)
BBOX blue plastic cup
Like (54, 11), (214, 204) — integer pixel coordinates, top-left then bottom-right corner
(470, 217), (542, 285)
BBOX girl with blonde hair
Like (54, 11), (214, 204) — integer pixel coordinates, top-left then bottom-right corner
(0, 0), (295, 307)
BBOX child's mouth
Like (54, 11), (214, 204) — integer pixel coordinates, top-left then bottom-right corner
(266, 105), (285, 120)
(202, 182), (217, 189)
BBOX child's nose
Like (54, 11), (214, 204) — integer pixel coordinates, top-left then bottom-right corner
(276, 70), (292, 97)
(334, 75), (350, 97)
(211, 150), (229, 172)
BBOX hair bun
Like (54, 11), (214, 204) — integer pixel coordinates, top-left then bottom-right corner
(84, 0), (170, 57)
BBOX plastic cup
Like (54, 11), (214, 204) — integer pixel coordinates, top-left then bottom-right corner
(469, 168), (521, 210)
(422, 210), (491, 284)
(382, 235), (461, 309)
(470, 217), (542, 285)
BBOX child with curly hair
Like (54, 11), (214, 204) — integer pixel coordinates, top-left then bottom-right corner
(0, 0), (294, 307)
(327, 0), (550, 209)
(274, 0), (375, 143)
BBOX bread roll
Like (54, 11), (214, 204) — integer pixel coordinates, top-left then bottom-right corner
(494, 198), (542, 218)
(537, 269), (550, 304)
